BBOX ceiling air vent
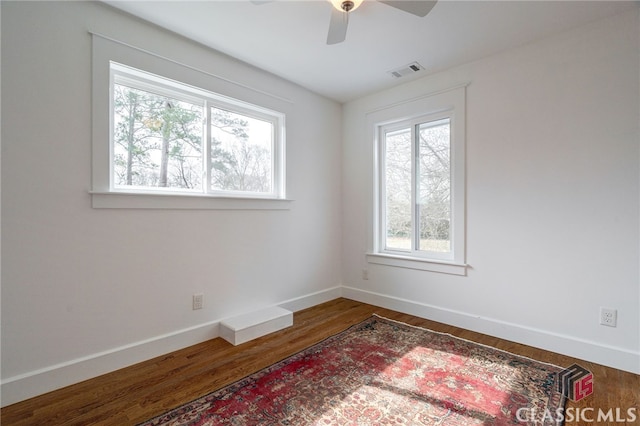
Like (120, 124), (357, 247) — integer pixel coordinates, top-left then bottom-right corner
(388, 62), (424, 79)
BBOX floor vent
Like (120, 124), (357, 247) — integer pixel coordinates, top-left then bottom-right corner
(220, 306), (293, 345)
(388, 61), (424, 79)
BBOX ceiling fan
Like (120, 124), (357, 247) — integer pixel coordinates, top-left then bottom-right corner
(327, 0), (437, 45)
(252, 0), (438, 45)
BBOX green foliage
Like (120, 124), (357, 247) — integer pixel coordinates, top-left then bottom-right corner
(113, 84), (271, 192)
(384, 120), (451, 251)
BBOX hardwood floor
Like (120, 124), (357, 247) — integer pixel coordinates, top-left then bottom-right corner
(2, 298), (639, 425)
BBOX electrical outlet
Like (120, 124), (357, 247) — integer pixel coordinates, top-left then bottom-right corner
(193, 294), (203, 310)
(362, 269), (369, 280)
(600, 307), (617, 327)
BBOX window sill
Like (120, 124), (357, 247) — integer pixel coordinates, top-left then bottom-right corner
(90, 191), (293, 210)
(366, 253), (467, 276)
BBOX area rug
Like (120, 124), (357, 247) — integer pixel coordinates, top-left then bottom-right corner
(139, 315), (566, 425)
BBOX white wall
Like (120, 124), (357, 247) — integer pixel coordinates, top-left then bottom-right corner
(342, 10), (640, 373)
(2, 0), (639, 408)
(1, 1), (342, 405)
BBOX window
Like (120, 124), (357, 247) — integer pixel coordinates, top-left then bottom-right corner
(109, 63), (285, 199)
(368, 85), (466, 275)
(381, 116), (452, 258)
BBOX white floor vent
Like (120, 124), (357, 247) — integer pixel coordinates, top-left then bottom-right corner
(220, 306), (293, 346)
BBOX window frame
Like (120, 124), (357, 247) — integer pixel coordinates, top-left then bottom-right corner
(108, 62), (286, 200)
(90, 33), (291, 210)
(378, 112), (454, 261)
(366, 85), (467, 275)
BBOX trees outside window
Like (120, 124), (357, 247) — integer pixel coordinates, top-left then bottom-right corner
(381, 118), (451, 257)
(368, 85), (466, 274)
(110, 63), (284, 198)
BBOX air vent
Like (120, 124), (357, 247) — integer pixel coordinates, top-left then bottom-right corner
(388, 61), (424, 79)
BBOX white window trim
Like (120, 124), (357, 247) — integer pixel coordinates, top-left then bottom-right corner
(90, 191), (293, 210)
(91, 33), (292, 210)
(366, 84), (468, 275)
(365, 253), (467, 276)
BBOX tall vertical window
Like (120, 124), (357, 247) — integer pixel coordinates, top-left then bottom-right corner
(110, 63), (285, 199)
(369, 86), (466, 274)
(382, 117), (452, 258)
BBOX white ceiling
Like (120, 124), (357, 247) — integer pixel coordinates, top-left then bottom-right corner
(105, 0), (637, 103)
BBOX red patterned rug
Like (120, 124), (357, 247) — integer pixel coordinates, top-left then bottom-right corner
(139, 315), (566, 425)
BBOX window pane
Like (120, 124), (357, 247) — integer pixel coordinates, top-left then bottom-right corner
(210, 107), (273, 193)
(384, 128), (412, 250)
(417, 119), (451, 253)
(112, 84), (203, 190)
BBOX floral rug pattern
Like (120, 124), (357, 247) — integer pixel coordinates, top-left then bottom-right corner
(140, 315), (565, 425)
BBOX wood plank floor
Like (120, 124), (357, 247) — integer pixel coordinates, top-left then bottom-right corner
(2, 298), (639, 425)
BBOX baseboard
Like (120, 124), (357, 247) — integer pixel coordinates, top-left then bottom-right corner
(278, 286), (342, 312)
(0, 286), (343, 407)
(342, 286), (640, 375)
(4, 284), (635, 407)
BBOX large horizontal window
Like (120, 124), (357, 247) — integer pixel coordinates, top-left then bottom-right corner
(90, 33), (291, 209)
(110, 63), (285, 199)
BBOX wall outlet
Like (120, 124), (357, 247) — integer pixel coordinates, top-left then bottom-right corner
(362, 269), (369, 280)
(193, 294), (203, 310)
(600, 307), (617, 327)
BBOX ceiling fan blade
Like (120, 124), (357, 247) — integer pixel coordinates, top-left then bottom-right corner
(378, 0), (437, 17)
(327, 8), (348, 45)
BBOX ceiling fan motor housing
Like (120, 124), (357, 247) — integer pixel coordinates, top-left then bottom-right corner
(341, 1), (355, 12)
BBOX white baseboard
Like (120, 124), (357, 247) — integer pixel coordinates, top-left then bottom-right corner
(4, 284), (636, 407)
(342, 286), (640, 375)
(1, 320), (222, 407)
(0, 286), (343, 407)
(278, 286), (342, 312)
